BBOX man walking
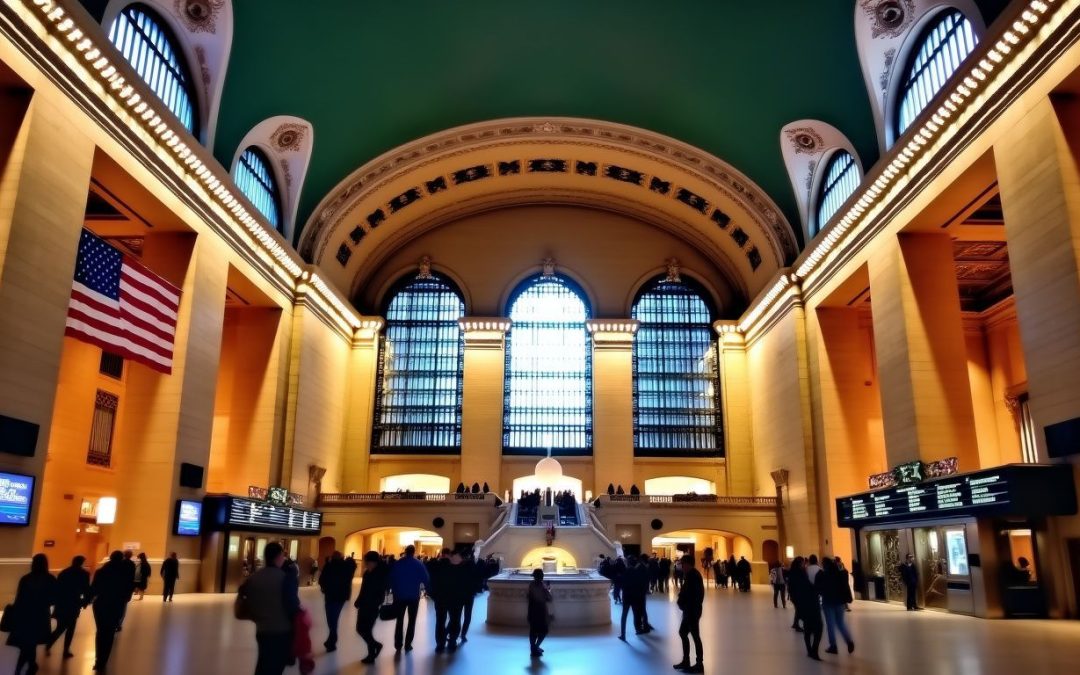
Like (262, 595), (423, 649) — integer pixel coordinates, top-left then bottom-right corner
(319, 551), (355, 652)
(899, 553), (919, 610)
(355, 551), (389, 664)
(87, 551), (132, 672)
(48, 555), (91, 659)
(443, 550), (472, 652)
(389, 544), (430, 652)
(673, 555), (705, 673)
(160, 552), (180, 602)
(236, 542), (300, 675)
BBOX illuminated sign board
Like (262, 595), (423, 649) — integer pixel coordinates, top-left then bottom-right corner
(210, 496), (322, 535)
(837, 464), (1076, 527)
(0, 471), (34, 526)
(175, 500), (202, 537)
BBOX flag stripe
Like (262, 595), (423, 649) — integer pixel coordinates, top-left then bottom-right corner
(65, 230), (181, 374)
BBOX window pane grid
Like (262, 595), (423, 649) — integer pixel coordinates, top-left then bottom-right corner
(815, 151), (860, 235)
(898, 11), (977, 135)
(87, 390), (119, 468)
(372, 275), (464, 454)
(504, 275), (592, 454)
(108, 5), (196, 133)
(632, 278), (723, 456)
(234, 148), (282, 230)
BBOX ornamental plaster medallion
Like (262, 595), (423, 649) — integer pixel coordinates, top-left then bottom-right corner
(784, 127), (823, 155)
(270, 123), (307, 153)
(860, 0), (915, 39)
(175, 0), (225, 34)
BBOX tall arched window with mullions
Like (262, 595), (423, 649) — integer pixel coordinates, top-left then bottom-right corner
(814, 150), (860, 236)
(233, 147), (282, 232)
(504, 272), (591, 455)
(108, 4), (197, 134)
(632, 272), (722, 456)
(372, 270), (465, 454)
(896, 10), (978, 136)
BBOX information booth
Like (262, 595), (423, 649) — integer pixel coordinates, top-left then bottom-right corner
(837, 464), (1076, 618)
(200, 494), (323, 593)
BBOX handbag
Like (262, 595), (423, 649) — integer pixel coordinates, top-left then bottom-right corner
(0, 603), (14, 632)
(234, 590), (252, 621)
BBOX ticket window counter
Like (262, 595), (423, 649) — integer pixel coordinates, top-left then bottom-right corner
(860, 521), (976, 615)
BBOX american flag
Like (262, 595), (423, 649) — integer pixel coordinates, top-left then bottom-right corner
(65, 229), (181, 374)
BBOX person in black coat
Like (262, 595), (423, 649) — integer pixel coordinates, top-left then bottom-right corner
(616, 556), (651, 640)
(788, 557), (823, 661)
(6, 553), (56, 675)
(134, 553), (151, 600)
(48, 555), (90, 659)
(460, 556), (483, 641)
(160, 552), (180, 602)
(354, 551), (388, 664)
(673, 555), (705, 673)
(429, 549), (452, 652)
(658, 557), (672, 592)
(899, 553), (919, 610)
(442, 551), (474, 651)
(318, 551), (356, 652)
(116, 550), (136, 630)
(526, 569), (552, 657)
(89, 550), (134, 671)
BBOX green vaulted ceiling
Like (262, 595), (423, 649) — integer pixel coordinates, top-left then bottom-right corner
(85, 0), (1015, 246)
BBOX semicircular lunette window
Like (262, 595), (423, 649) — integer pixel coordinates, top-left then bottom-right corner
(504, 274), (592, 455)
(233, 147), (282, 231)
(108, 4), (197, 133)
(632, 276), (722, 456)
(372, 273), (465, 454)
(897, 10), (978, 136)
(815, 150), (860, 235)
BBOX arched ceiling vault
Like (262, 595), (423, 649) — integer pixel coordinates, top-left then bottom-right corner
(301, 118), (799, 303)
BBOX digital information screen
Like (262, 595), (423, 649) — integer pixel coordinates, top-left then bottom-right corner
(0, 471), (34, 526)
(175, 499), (202, 536)
(226, 497), (322, 535)
(837, 464), (1077, 528)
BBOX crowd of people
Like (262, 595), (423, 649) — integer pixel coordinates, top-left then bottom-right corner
(1, 549), (183, 673)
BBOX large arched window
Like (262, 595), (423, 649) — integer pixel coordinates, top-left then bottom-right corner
(632, 275), (722, 456)
(233, 147), (282, 231)
(372, 272), (464, 454)
(897, 10), (978, 136)
(504, 274), (591, 455)
(814, 150), (860, 235)
(108, 4), (197, 133)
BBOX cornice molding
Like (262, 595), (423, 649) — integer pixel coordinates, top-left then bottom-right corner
(459, 317), (511, 350)
(586, 319), (640, 350)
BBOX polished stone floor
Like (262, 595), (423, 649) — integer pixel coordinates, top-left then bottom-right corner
(3, 584), (1080, 674)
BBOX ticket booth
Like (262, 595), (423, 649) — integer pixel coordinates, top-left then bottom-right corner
(837, 464), (1076, 618)
(200, 494), (323, 593)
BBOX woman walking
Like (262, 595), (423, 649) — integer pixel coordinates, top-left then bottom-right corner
(526, 569), (552, 657)
(816, 557), (855, 655)
(134, 553), (152, 600)
(5, 553), (56, 674)
(769, 561), (787, 609)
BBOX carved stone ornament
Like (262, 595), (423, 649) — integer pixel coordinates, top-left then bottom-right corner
(664, 257), (681, 283)
(770, 469), (789, 488)
(175, 0), (225, 34)
(784, 127), (824, 155)
(416, 255), (434, 279)
(308, 465), (327, 484)
(860, 0), (916, 39)
(541, 257), (556, 277)
(270, 123), (307, 153)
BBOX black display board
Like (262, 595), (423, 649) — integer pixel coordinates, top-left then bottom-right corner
(836, 464), (1077, 527)
(203, 494), (322, 535)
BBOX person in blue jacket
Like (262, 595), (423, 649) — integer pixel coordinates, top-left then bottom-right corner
(389, 545), (430, 652)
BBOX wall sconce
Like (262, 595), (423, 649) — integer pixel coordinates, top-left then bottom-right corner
(96, 497), (117, 525)
(785, 545), (795, 560)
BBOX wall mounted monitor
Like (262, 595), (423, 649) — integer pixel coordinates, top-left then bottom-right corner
(0, 471), (35, 526)
(175, 499), (202, 536)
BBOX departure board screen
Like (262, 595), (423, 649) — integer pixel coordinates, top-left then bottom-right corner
(837, 464), (1076, 527)
(226, 498), (322, 534)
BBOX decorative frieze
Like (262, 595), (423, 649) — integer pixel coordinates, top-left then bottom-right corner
(459, 317), (511, 350)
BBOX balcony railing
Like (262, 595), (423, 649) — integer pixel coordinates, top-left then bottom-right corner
(599, 494), (778, 508)
(319, 492), (499, 507)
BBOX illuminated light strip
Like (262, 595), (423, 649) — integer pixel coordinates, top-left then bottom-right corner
(18, 0), (363, 332)
(793, 0), (1061, 285)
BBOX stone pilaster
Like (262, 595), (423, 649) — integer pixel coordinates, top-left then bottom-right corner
(586, 319), (639, 495)
(459, 318), (511, 492)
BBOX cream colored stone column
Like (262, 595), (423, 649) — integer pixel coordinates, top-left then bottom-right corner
(459, 318), (511, 493)
(996, 97), (1080, 458)
(587, 320), (639, 495)
(112, 235), (229, 560)
(715, 321), (753, 496)
(868, 233), (980, 470)
(342, 318), (384, 491)
(0, 95), (95, 599)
